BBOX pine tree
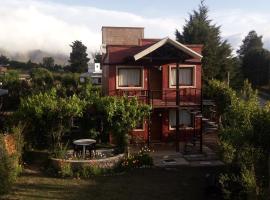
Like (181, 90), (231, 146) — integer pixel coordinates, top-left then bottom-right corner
(237, 30), (263, 59)
(238, 31), (270, 86)
(69, 40), (90, 73)
(175, 1), (234, 82)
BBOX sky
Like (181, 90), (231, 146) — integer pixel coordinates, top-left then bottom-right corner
(1, 0), (270, 56)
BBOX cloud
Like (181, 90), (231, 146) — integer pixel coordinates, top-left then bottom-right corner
(1, 0), (270, 58)
(0, 0), (180, 56)
(211, 9), (270, 50)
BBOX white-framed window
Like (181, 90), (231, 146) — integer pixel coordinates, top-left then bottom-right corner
(133, 120), (144, 131)
(117, 66), (143, 88)
(169, 65), (195, 88)
(169, 109), (193, 129)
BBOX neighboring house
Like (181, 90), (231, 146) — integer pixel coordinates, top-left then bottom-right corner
(0, 66), (8, 75)
(80, 63), (102, 85)
(101, 26), (204, 151)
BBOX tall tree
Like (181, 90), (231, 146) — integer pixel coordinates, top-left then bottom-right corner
(237, 30), (263, 59)
(175, 1), (234, 82)
(243, 49), (270, 86)
(42, 57), (55, 69)
(69, 40), (90, 73)
(238, 31), (270, 86)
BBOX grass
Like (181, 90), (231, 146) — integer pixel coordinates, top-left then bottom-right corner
(1, 167), (223, 200)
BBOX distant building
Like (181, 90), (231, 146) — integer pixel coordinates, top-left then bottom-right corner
(0, 66), (8, 75)
(80, 63), (102, 85)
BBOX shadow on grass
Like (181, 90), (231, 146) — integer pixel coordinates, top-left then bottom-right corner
(3, 166), (224, 200)
(75, 167), (224, 200)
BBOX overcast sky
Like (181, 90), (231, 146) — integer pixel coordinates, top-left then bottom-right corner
(1, 0), (270, 55)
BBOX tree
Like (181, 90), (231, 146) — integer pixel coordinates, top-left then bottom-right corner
(69, 40), (90, 73)
(237, 31), (270, 86)
(96, 96), (151, 153)
(175, 1), (234, 82)
(42, 57), (55, 69)
(0, 55), (9, 65)
(92, 52), (102, 63)
(237, 30), (263, 59)
(30, 68), (54, 92)
(242, 48), (270, 86)
(19, 89), (85, 150)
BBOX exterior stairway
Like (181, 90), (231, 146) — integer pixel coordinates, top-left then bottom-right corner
(183, 100), (218, 155)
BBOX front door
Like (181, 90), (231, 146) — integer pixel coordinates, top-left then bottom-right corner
(149, 67), (162, 99)
(150, 109), (163, 142)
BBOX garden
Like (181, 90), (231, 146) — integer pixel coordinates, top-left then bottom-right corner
(0, 68), (152, 196)
(2, 67), (270, 200)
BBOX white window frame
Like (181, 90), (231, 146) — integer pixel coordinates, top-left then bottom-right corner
(116, 66), (144, 89)
(133, 120), (145, 131)
(169, 109), (193, 130)
(169, 65), (196, 88)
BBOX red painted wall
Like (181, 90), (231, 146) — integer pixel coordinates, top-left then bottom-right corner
(104, 61), (202, 143)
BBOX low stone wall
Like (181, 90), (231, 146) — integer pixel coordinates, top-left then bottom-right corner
(51, 154), (125, 170)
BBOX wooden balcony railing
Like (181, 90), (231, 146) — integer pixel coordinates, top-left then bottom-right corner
(112, 88), (201, 107)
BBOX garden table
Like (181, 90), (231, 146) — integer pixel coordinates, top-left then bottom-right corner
(73, 139), (96, 159)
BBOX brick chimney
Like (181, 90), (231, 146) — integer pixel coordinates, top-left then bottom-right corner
(102, 26), (144, 46)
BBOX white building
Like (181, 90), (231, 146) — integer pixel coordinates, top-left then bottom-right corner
(80, 63), (102, 85)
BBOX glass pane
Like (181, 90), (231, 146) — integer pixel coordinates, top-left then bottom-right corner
(170, 67), (194, 86)
(169, 110), (192, 128)
(118, 68), (141, 87)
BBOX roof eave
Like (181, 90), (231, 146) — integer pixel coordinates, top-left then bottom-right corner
(133, 37), (203, 61)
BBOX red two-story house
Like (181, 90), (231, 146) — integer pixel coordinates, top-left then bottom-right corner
(101, 27), (203, 151)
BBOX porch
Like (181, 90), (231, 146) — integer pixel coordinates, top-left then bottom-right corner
(113, 88), (202, 107)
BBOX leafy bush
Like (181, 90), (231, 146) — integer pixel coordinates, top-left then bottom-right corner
(208, 80), (269, 198)
(97, 97), (151, 153)
(0, 135), (20, 195)
(18, 89), (85, 150)
(58, 162), (73, 178)
(52, 143), (69, 159)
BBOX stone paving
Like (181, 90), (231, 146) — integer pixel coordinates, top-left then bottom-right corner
(130, 142), (224, 167)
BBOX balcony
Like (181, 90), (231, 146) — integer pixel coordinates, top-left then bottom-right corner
(112, 88), (201, 108)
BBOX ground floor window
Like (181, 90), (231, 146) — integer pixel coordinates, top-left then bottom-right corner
(169, 109), (192, 129)
(133, 120), (144, 131)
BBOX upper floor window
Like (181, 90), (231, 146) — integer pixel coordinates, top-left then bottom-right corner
(170, 66), (195, 87)
(117, 67), (143, 88)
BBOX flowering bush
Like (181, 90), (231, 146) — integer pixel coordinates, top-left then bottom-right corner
(119, 146), (153, 170)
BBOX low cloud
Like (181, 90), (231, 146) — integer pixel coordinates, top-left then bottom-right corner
(0, 0), (270, 58)
(0, 0), (179, 56)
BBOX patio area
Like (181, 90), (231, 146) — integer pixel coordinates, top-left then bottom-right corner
(130, 132), (223, 168)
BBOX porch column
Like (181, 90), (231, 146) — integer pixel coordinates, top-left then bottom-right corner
(147, 66), (151, 147)
(176, 62), (180, 152)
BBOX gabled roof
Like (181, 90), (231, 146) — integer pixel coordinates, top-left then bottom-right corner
(133, 37), (203, 61)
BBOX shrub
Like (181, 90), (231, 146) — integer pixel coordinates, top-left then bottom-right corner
(58, 162), (73, 178)
(0, 135), (19, 195)
(118, 146), (153, 170)
(97, 96), (151, 153)
(52, 143), (69, 159)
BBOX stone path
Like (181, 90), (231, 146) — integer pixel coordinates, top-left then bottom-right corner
(149, 145), (224, 167)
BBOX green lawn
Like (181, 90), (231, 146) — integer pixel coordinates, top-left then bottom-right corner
(2, 167), (223, 200)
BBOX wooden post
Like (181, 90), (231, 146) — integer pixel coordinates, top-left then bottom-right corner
(176, 62), (180, 152)
(147, 66), (151, 147)
(200, 80), (203, 153)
